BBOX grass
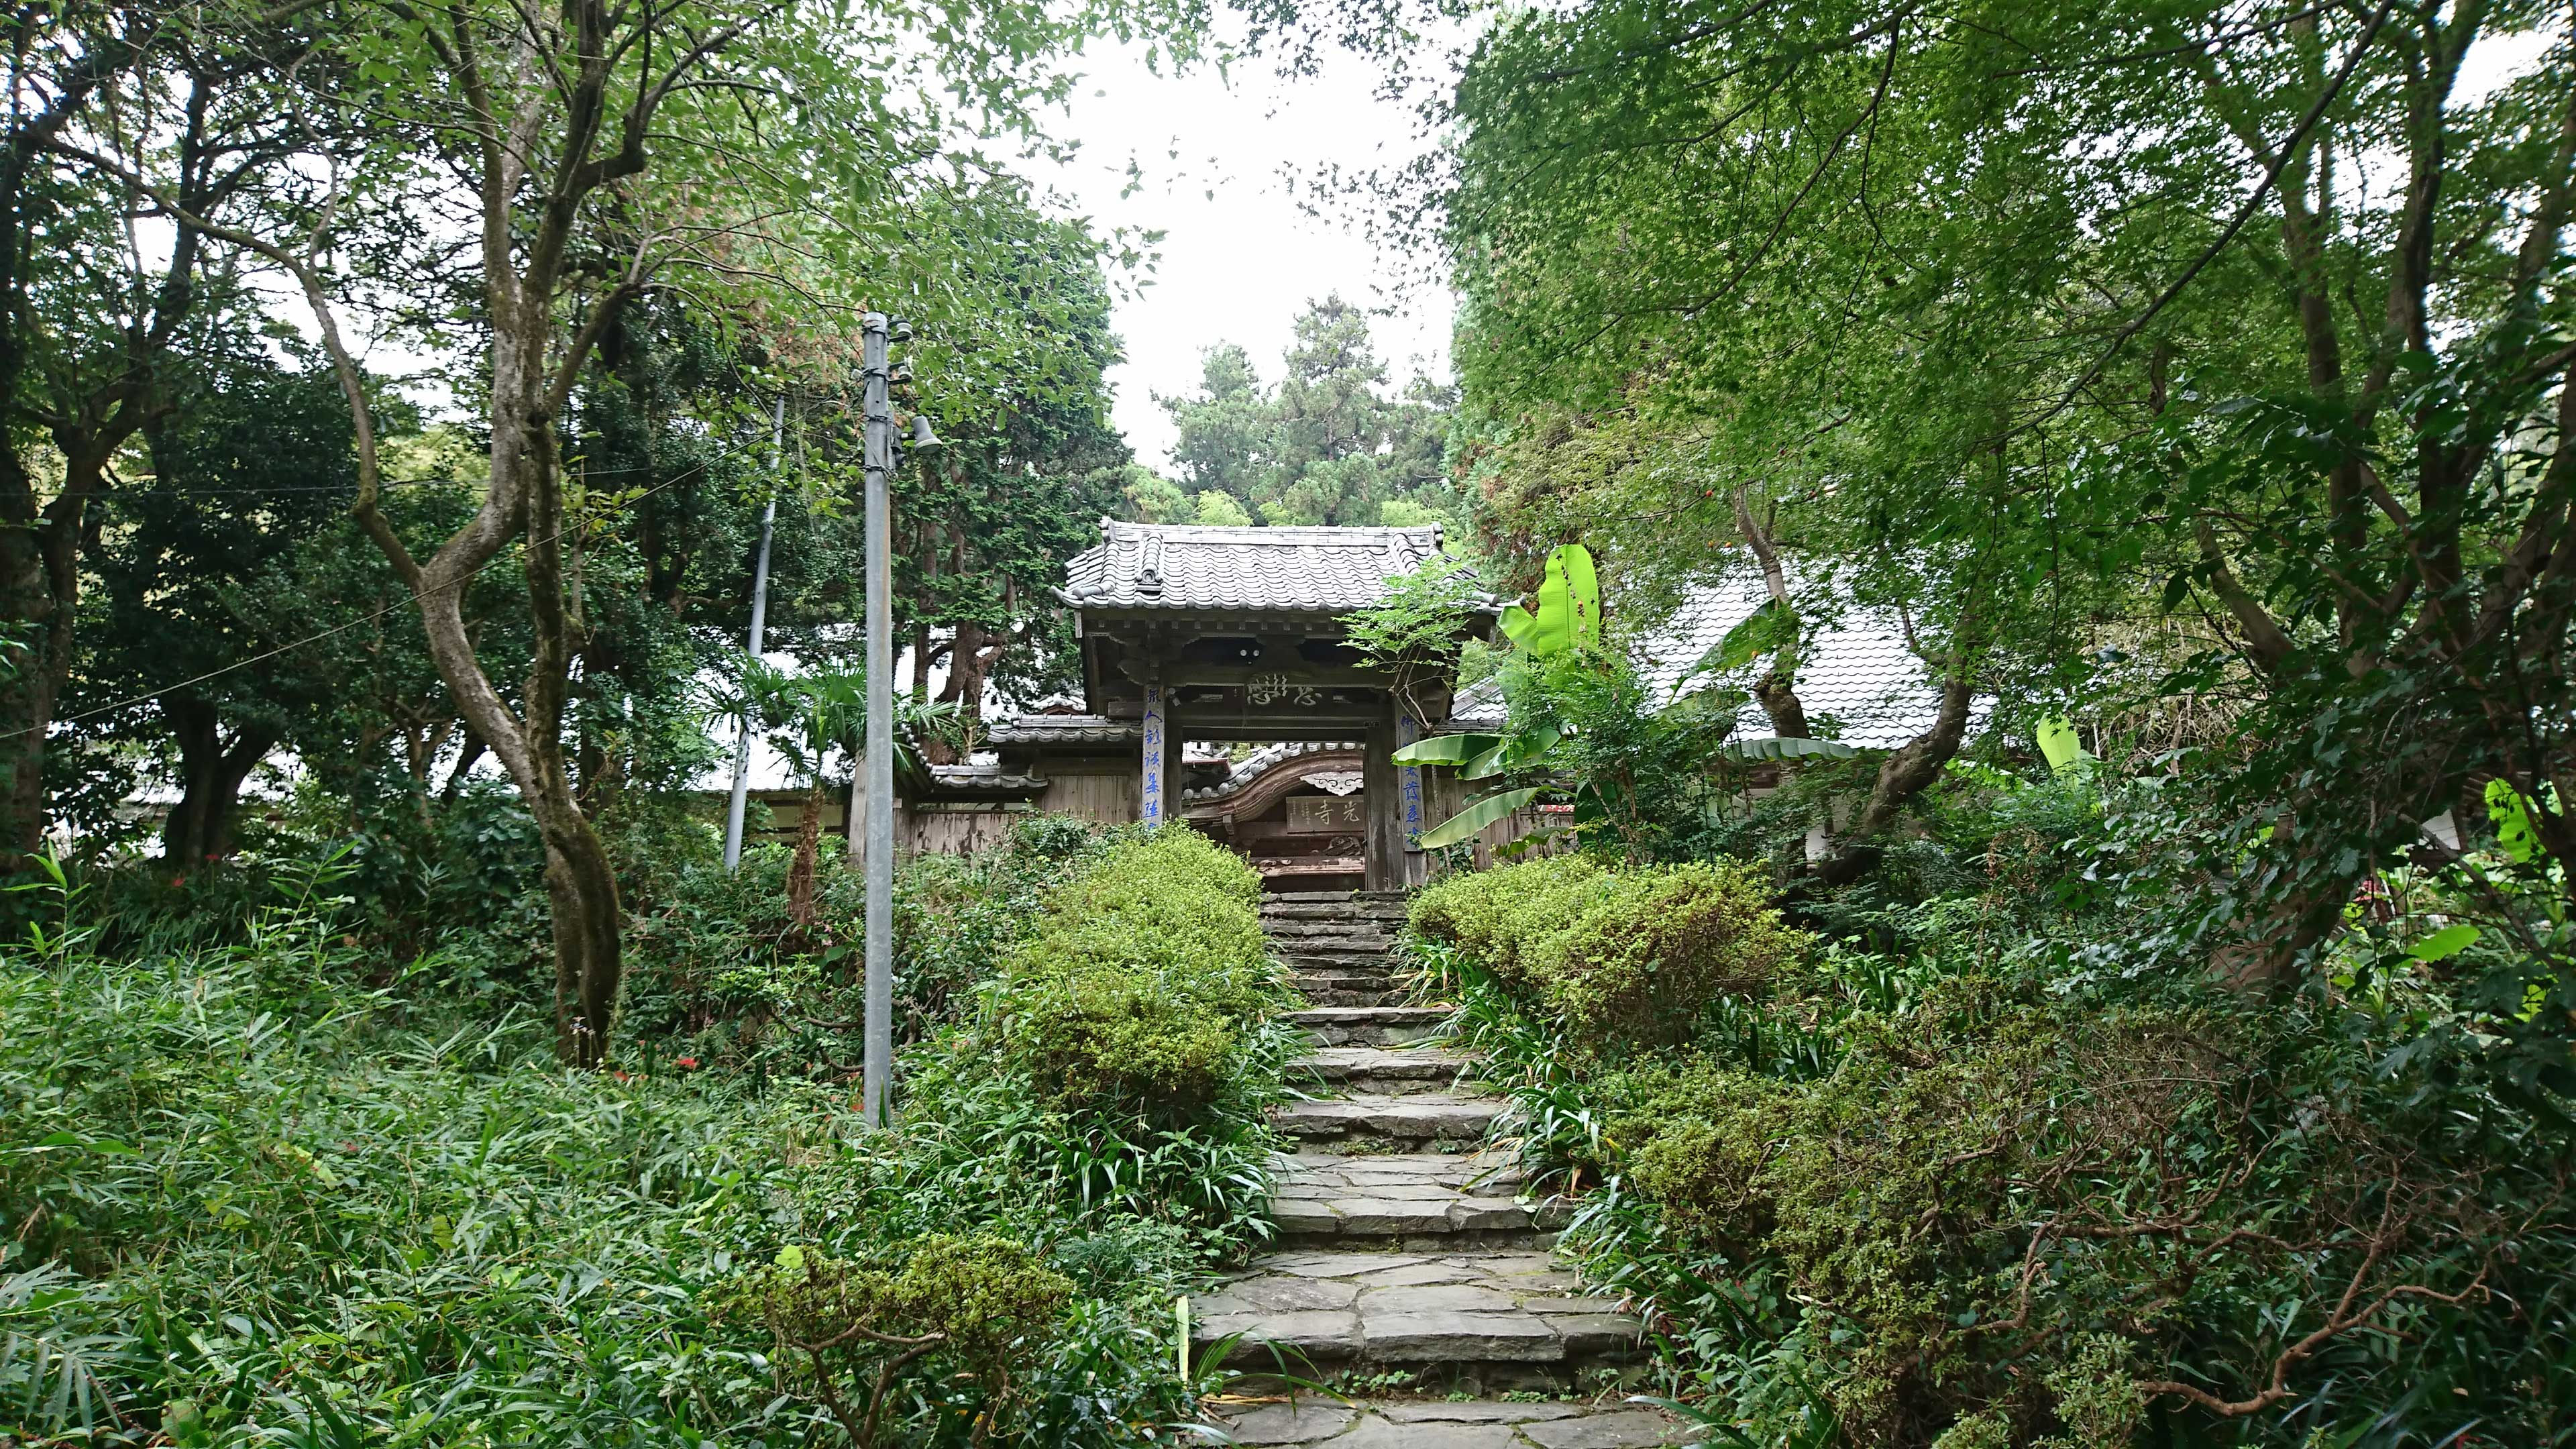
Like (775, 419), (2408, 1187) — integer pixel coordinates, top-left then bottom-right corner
(1, 841), (1286, 1447)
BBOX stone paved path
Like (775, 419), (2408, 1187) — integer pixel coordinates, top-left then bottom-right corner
(1201, 891), (1691, 1446)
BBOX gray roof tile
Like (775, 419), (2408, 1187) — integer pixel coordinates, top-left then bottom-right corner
(985, 714), (1140, 745)
(1183, 740), (1362, 802)
(924, 763), (1048, 794)
(1057, 520), (1451, 612)
(1448, 570), (1989, 749)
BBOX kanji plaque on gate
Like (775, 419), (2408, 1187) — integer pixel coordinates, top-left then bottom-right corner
(1286, 795), (1366, 834)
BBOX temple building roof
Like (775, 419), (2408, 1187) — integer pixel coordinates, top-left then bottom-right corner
(1448, 570), (1992, 749)
(983, 714), (1140, 745)
(1056, 520), (1455, 614)
(1182, 740), (1362, 803)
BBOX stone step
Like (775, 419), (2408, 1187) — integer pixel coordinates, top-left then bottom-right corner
(1220, 1397), (1689, 1448)
(1269, 1149), (1562, 1248)
(1271, 935), (1397, 953)
(1275, 954), (1397, 974)
(1289, 967), (1401, 989)
(1277, 955), (1401, 979)
(1297, 987), (1409, 1008)
(1278, 959), (1399, 981)
(1292, 1041), (1462, 1081)
(1265, 934), (1397, 955)
(1262, 900), (1413, 922)
(1263, 924), (1398, 947)
(1273, 1091), (1503, 1146)
(1298, 1045), (1472, 1084)
(1290, 979), (1403, 1000)
(1190, 1250), (1642, 1383)
(1291, 1005), (1450, 1046)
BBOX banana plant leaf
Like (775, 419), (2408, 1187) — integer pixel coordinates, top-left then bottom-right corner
(1719, 737), (1858, 762)
(1498, 544), (1599, 657)
(1693, 598), (1797, 678)
(1417, 786), (1546, 850)
(2035, 714), (2086, 774)
(1462, 723), (1564, 780)
(1392, 733), (1502, 767)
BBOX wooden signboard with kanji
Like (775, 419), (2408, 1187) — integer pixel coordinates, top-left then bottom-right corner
(1286, 795), (1367, 834)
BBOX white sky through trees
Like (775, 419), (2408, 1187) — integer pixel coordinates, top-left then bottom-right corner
(1033, 40), (1454, 470)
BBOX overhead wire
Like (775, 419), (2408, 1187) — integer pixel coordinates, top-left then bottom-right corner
(85, 455), (705, 498)
(30, 440), (768, 736)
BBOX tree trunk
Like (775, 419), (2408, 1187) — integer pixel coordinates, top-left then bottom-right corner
(511, 322), (627, 1067)
(1730, 486), (1809, 739)
(358, 304), (631, 1067)
(1816, 647), (1981, 885)
(0, 449), (111, 861)
(160, 698), (276, 866)
(788, 777), (823, 926)
(0, 493), (61, 860)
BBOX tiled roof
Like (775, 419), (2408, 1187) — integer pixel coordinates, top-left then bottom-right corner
(1183, 740), (1361, 802)
(985, 714), (1139, 745)
(924, 762), (1047, 793)
(1448, 568), (1989, 749)
(1446, 675), (1505, 731)
(1057, 520), (1458, 613)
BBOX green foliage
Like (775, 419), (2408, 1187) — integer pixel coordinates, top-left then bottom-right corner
(0, 822), (1275, 1446)
(1000, 829), (1279, 1112)
(1156, 299), (1460, 528)
(1411, 854), (1805, 1044)
(1407, 771), (2576, 1447)
(1497, 543), (1601, 657)
(1416, 787), (1543, 851)
(719, 1236), (1074, 1445)
(622, 815), (1108, 1074)
(1340, 551), (1492, 724)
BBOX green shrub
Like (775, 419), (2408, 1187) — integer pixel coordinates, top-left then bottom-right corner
(1001, 828), (1277, 1112)
(1411, 853), (1806, 1044)
(621, 814), (1108, 1073)
(720, 1236), (1075, 1444)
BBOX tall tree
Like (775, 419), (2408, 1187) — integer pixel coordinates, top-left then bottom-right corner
(898, 191), (1130, 749)
(1426, 0), (2574, 930)
(0, 3), (330, 858)
(1157, 295), (1457, 527)
(71, 345), (359, 863)
(107, 0), (1163, 1063)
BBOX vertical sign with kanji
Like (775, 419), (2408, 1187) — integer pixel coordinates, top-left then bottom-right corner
(1140, 678), (1167, 828)
(1396, 711), (1425, 851)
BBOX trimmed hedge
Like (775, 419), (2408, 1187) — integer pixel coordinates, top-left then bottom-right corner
(1409, 853), (1805, 1044)
(1000, 828), (1278, 1111)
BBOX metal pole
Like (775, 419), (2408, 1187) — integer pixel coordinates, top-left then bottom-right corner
(723, 396), (789, 870)
(861, 314), (895, 1129)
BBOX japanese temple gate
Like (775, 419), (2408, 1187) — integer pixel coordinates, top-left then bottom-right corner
(913, 521), (1491, 891)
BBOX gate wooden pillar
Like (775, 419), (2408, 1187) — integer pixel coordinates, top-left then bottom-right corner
(1363, 694), (1401, 891)
(1140, 667), (1169, 827)
(1395, 709), (1428, 888)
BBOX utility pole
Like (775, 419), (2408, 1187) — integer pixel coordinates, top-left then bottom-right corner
(722, 395), (789, 870)
(856, 317), (936, 1127)
(860, 314), (897, 1129)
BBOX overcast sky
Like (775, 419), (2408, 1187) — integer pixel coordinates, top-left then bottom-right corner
(1024, 42), (1455, 470)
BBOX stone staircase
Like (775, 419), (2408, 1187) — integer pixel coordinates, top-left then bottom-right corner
(1197, 891), (1688, 1448)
